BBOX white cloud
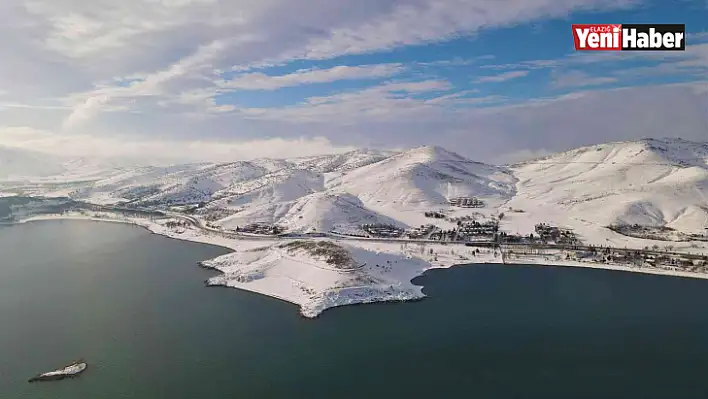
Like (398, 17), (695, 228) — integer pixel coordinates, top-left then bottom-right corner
(225, 79), (453, 122)
(220, 64), (404, 91)
(62, 39), (230, 129)
(551, 70), (617, 88)
(483, 42), (708, 73)
(298, 0), (635, 61)
(0, 127), (356, 163)
(424, 89), (481, 104)
(687, 31), (708, 42)
(451, 81), (708, 162)
(5, 0), (640, 92)
(26, 0), (228, 59)
(0, 102), (71, 110)
(1, 82), (706, 165)
(498, 148), (553, 164)
(473, 70), (529, 83)
(0, 0), (703, 165)
(416, 55), (494, 67)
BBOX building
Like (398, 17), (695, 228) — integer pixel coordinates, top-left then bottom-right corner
(449, 196), (485, 208)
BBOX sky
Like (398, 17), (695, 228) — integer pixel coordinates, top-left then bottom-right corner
(0, 0), (706, 164)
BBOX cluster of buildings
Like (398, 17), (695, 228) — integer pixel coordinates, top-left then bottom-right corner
(502, 245), (707, 273)
(608, 224), (681, 241)
(688, 232), (708, 242)
(567, 247), (707, 271)
(235, 223), (285, 235)
(534, 223), (578, 244)
(447, 214), (477, 223)
(405, 224), (437, 239)
(361, 223), (405, 238)
(455, 220), (499, 239)
(449, 196), (485, 208)
(610, 224), (708, 243)
(423, 211), (446, 219)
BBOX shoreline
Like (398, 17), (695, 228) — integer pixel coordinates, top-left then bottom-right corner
(8, 214), (708, 317)
(7, 214), (245, 253)
(502, 257), (708, 281)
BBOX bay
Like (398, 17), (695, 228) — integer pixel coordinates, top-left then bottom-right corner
(2, 220), (708, 398)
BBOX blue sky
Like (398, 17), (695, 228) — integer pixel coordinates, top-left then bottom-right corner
(216, 1), (707, 110)
(0, 0), (706, 163)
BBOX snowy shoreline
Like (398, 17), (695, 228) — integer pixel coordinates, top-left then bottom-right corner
(8, 213), (708, 318)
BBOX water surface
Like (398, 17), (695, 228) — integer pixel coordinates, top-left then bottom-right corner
(2, 220), (708, 398)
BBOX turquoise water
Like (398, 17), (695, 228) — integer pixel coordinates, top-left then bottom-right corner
(2, 220), (708, 398)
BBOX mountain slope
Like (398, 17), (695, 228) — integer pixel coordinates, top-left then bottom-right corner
(72, 161), (270, 205)
(327, 145), (516, 209)
(506, 138), (708, 235)
(289, 149), (397, 173)
(3, 138), (707, 240)
(215, 191), (404, 233)
(0, 146), (128, 182)
(210, 168), (325, 208)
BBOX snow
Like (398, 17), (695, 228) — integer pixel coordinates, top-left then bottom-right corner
(9, 210), (708, 318)
(327, 145), (516, 212)
(9, 138), (703, 242)
(0, 146), (71, 180)
(288, 148), (395, 173)
(506, 138), (708, 236)
(202, 238), (503, 318)
(39, 363), (86, 377)
(3, 138), (708, 317)
(505, 254), (708, 280)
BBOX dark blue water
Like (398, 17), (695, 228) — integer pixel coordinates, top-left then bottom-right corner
(2, 220), (708, 398)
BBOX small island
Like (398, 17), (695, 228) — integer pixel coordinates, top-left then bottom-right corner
(28, 360), (88, 382)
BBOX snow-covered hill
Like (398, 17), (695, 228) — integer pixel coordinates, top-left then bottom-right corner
(3, 138), (707, 241)
(329, 145), (515, 206)
(323, 145), (516, 226)
(0, 146), (129, 182)
(0, 146), (68, 180)
(289, 149), (397, 173)
(504, 138), (708, 238)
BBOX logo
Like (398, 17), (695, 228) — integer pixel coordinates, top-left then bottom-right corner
(572, 24), (686, 51)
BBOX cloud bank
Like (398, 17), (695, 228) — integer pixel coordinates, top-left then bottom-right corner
(0, 0), (705, 164)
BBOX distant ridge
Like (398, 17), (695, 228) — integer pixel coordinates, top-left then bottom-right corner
(2, 138), (707, 238)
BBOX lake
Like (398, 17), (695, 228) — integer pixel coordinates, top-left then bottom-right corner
(3, 220), (708, 398)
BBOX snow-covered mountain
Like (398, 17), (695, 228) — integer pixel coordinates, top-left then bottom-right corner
(288, 149), (397, 173)
(505, 138), (708, 236)
(328, 145), (515, 207)
(0, 146), (137, 196)
(3, 138), (707, 238)
(0, 146), (68, 180)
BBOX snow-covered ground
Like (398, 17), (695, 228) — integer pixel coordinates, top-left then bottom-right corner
(3, 138), (708, 317)
(4, 139), (706, 242)
(201, 238), (502, 318)
(38, 362), (87, 378)
(9, 211), (708, 318)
